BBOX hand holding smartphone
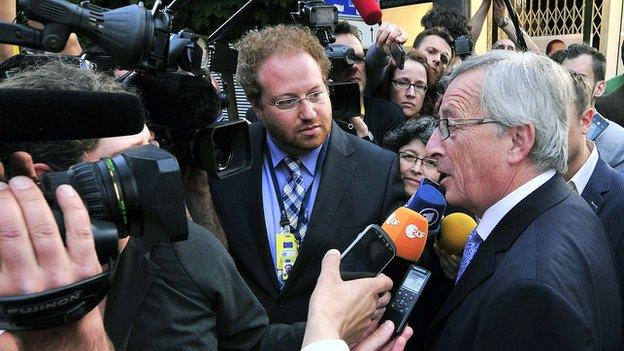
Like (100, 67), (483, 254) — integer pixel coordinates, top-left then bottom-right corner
(340, 224), (396, 281)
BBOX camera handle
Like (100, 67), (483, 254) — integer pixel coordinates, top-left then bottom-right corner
(0, 22), (69, 53)
(0, 271), (110, 331)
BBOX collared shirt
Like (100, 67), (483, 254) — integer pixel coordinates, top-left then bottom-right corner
(475, 169), (556, 242)
(261, 133), (325, 280)
(569, 141), (599, 195)
(301, 339), (349, 351)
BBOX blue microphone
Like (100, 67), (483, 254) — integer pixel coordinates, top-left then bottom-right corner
(404, 179), (447, 234)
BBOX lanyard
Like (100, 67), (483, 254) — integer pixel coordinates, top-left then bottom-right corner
(265, 140), (329, 241)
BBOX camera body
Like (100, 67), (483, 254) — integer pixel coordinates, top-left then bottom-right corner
(39, 145), (188, 261)
(291, 0), (338, 47)
(454, 35), (473, 60)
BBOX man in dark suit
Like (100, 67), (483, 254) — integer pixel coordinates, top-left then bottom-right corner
(0, 61), (404, 351)
(423, 50), (621, 349)
(564, 71), (624, 344)
(209, 25), (405, 325)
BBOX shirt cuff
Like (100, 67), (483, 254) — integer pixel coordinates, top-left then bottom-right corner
(301, 339), (349, 351)
(0, 330), (4, 335)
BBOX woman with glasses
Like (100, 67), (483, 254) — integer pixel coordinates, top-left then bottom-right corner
(384, 50), (438, 121)
(383, 115), (440, 196)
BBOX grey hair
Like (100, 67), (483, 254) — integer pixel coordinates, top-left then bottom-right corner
(445, 50), (572, 174)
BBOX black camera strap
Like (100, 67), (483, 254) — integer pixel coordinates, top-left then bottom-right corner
(503, 0), (527, 51)
(0, 271), (109, 331)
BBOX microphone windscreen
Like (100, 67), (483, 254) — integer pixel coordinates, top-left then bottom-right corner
(405, 182), (447, 233)
(0, 89), (144, 141)
(438, 212), (477, 256)
(382, 207), (428, 262)
(129, 72), (221, 130)
(352, 0), (382, 25)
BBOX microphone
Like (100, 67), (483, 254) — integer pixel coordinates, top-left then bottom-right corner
(352, 0), (382, 25)
(0, 89), (145, 141)
(382, 207), (429, 262)
(437, 212), (477, 256)
(128, 72), (222, 130)
(404, 180), (447, 234)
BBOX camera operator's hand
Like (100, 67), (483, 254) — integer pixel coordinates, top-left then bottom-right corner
(352, 320), (413, 351)
(302, 250), (393, 348)
(375, 22), (407, 59)
(0, 175), (111, 350)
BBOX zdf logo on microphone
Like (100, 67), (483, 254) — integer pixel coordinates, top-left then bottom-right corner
(405, 224), (426, 239)
(385, 213), (400, 226)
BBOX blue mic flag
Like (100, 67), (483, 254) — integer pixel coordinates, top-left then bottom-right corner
(404, 182), (447, 233)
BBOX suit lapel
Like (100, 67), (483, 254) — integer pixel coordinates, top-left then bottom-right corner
(104, 238), (159, 345)
(431, 175), (572, 328)
(283, 124), (356, 291)
(581, 158), (611, 215)
(242, 123), (282, 292)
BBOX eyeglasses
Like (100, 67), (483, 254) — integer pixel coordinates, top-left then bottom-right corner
(392, 80), (428, 93)
(398, 152), (438, 170)
(263, 90), (327, 111)
(437, 117), (499, 140)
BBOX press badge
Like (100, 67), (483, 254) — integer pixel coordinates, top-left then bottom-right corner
(276, 232), (299, 281)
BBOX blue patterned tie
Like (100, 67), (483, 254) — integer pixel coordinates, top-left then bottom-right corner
(456, 229), (482, 284)
(282, 157), (308, 240)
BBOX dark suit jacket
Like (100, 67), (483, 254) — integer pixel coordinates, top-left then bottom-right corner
(425, 175), (622, 350)
(582, 156), (624, 339)
(209, 121), (406, 324)
(104, 222), (306, 351)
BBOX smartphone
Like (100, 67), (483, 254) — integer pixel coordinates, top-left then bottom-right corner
(382, 264), (431, 334)
(588, 113), (609, 141)
(390, 43), (406, 70)
(340, 224), (396, 281)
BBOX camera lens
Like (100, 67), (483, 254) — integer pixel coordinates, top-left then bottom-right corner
(212, 131), (234, 171)
(39, 156), (140, 237)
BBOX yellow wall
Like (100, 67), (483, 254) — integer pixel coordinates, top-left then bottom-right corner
(382, 4), (433, 48)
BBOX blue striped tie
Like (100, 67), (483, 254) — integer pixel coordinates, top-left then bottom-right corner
(282, 157), (308, 240)
(456, 229), (482, 284)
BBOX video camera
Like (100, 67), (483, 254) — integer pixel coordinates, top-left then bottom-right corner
(292, 1), (360, 121)
(454, 35), (473, 60)
(0, 0), (252, 180)
(0, 0), (250, 330)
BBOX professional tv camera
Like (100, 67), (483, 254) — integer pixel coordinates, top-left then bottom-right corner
(292, 0), (360, 120)
(0, 0), (251, 179)
(0, 0), (249, 330)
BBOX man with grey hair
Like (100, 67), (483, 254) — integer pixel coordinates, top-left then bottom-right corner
(424, 50), (622, 349)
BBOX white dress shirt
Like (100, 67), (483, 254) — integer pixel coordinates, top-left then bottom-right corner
(475, 170), (556, 241)
(569, 142), (599, 195)
(301, 339), (349, 351)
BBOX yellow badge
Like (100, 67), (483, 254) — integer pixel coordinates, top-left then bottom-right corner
(276, 232), (299, 281)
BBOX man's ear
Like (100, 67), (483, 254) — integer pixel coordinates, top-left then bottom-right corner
(507, 123), (535, 165)
(594, 80), (606, 98)
(33, 163), (53, 177)
(580, 107), (594, 135)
